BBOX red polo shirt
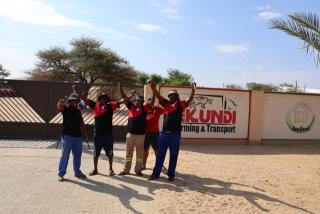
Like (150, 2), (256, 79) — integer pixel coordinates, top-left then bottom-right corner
(145, 106), (165, 133)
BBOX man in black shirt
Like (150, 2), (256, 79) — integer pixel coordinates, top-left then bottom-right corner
(57, 93), (87, 182)
(86, 93), (122, 176)
(118, 82), (151, 176)
(148, 81), (196, 181)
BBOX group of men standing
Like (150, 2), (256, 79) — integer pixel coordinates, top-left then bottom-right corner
(57, 80), (196, 182)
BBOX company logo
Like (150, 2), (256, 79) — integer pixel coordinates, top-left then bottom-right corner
(286, 103), (315, 133)
(184, 94), (237, 124)
(181, 94), (238, 134)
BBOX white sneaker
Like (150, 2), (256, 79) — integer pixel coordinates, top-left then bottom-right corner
(58, 176), (65, 182)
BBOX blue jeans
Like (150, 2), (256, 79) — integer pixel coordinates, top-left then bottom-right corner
(58, 135), (83, 177)
(151, 131), (181, 178)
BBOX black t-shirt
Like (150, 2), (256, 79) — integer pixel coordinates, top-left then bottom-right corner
(161, 99), (188, 132)
(126, 101), (148, 135)
(87, 100), (119, 134)
(62, 106), (84, 137)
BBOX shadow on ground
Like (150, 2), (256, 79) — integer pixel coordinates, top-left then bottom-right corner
(66, 177), (153, 214)
(105, 172), (313, 214)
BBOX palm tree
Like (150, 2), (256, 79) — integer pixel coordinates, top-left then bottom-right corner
(270, 12), (320, 67)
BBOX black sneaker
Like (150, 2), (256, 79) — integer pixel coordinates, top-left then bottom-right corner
(109, 169), (115, 176)
(75, 172), (87, 179)
(136, 172), (143, 177)
(167, 177), (174, 182)
(119, 171), (129, 176)
(148, 176), (158, 181)
(89, 169), (98, 176)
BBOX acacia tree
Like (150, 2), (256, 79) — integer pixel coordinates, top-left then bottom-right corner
(0, 64), (10, 79)
(26, 36), (138, 85)
(270, 12), (320, 67)
(137, 68), (193, 86)
(246, 82), (279, 92)
(166, 68), (193, 86)
(137, 72), (165, 85)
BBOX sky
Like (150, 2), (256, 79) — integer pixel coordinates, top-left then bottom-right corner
(0, 0), (320, 89)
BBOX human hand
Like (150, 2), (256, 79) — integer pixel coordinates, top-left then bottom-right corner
(192, 82), (197, 90)
(58, 99), (65, 104)
(147, 79), (156, 89)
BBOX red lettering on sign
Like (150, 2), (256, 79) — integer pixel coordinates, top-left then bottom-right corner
(199, 110), (210, 123)
(211, 110), (223, 124)
(232, 111), (236, 124)
(182, 109), (237, 124)
(223, 111), (232, 123)
(185, 109), (198, 123)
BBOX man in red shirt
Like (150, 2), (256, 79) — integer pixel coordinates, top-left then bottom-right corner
(118, 82), (150, 176)
(86, 93), (122, 176)
(148, 81), (196, 181)
(142, 95), (165, 170)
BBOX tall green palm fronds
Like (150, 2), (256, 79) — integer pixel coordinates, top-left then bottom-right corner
(270, 12), (320, 67)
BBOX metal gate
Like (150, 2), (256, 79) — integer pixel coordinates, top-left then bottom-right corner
(0, 79), (143, 141)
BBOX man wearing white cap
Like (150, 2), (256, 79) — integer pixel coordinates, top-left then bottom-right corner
(148, 81), (196, 181)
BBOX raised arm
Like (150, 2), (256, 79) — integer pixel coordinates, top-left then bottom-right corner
(185, 82), (196, 106)
(57, 99), (65, 112)
(147, 80), (166, 104)
(115, 98), (125, 105)
(149, 92), (156, 106)
(72, 84), (86, 110)
(118, 82), (130, 104)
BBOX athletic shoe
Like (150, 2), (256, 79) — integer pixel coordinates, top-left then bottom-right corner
(89, 169), (98, 176)
(58, 176), (65, 182)
(148, 176), (158, 181)
(109, 169), (115, 176)
(119, 171), (129, 176)
(75, 172), (87, 179)
(136, 172), (143, 177)
(167, 177), (174, 182)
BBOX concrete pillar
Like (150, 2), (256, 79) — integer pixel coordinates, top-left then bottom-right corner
(248, 91), (265, 145)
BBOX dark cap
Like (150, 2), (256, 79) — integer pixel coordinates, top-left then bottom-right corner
(97, 93), (110, 101)
(135, 95), (144, 101)
(66, 93), (80, 102)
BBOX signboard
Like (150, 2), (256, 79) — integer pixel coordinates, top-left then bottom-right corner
(262, 93), (320, 140)
(158, 86), (251, 139)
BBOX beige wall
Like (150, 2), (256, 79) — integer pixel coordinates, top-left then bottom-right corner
(144, 85), (320, 144)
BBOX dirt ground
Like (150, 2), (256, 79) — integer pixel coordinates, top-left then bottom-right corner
(0, 140), (319, 214)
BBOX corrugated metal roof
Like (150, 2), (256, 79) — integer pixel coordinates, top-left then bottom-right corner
(0, 81), (45, 123)
(0, 82), (136, 125)
(0, 97), (45, 123)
